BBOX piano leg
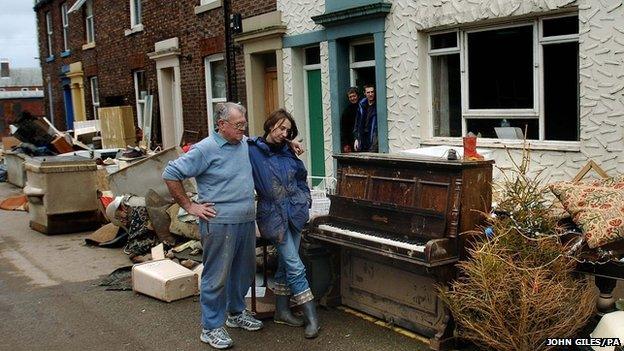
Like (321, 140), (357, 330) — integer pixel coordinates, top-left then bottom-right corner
(594, 276), (617, 314)
(430, 314), (455, 351)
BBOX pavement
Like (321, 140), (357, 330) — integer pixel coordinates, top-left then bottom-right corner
(0, 181), (430, 351)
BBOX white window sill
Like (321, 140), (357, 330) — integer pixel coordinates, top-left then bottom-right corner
(194, 0), (222, 15)
(82, 42), (96, 50)
(421, 138), (581, 152)
(125, 24), (144, 36)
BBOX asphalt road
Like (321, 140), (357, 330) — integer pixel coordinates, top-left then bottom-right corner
(0, 181), (429, 351)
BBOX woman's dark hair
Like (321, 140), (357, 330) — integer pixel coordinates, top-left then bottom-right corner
(263, 108), (299, 140)
(346, 86), (359, 97)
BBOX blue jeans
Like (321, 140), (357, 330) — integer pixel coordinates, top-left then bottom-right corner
(274, 227), (312, 304)
(200, 221), (256, 329)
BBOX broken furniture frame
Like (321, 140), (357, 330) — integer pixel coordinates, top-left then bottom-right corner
(249, 237), (274, 319)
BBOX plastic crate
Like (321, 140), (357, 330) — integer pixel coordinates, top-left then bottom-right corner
(310, 197), (331, 218)
(307, 176), (336, 196)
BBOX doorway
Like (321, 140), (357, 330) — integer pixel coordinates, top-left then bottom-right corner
(61, 78), (74, 130)
(156, 66), (183, 148)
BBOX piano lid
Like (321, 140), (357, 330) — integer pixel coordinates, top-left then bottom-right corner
(334, 152), (494, 169)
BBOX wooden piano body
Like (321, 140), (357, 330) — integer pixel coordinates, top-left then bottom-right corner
(307, 153), (493, 350)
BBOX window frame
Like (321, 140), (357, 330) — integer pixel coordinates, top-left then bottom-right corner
(45, 11), (53, 57)
(462, 21), (540, 119)
(61, 3), (69, 52)
(85, 0), (95, 44)
(349, 38), (375, 86)
(130, 0), (142, 28)
(133, 70), (146, 129)
(427, 14), (579, 143)
(204, 54), (227, 131)
(89, 76), (99, 120)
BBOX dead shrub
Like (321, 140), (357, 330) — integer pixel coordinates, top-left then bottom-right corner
(440, 145), (596, 351)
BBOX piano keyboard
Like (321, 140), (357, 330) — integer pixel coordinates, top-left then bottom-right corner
(318, 224), (426, 253)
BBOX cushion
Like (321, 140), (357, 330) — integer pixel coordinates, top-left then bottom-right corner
(549, 175), (624, 221)
(584, 174), (624, 188)
(550, 182), (624, 249)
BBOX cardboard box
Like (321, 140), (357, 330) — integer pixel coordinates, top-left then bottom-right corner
(99, 106), (136, 149)
(132, 259), (198, 302)
(51, 135), (74, 154)
(2, 136), (20, 151)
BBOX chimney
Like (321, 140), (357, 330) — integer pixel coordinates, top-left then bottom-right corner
(0, 58), (9, 78)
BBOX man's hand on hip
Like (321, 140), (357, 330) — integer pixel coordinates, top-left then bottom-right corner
(186, 202), (217, 221)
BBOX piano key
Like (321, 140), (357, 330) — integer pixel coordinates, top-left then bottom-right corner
(318, 224), (426, 253)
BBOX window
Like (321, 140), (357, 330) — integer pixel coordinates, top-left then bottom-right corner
(204, 54), (226, 131)
(45, 12), (53, 57)
(305, 46), (320, 66)
(350, 39), (376, 89)
(85, 0), (95, 44)
(90, 76), (99, 120)
(61, 3), (69, 52)
(430, 31), (461, 137)
(134, 70), (147, 128)
(130, 0), (142, 28)
(429, 15), (579, 141)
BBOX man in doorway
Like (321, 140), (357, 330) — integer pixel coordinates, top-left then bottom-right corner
(162, 102), (262, 350)
(353, 84), (378, 152)
(341, 87), (359, 153)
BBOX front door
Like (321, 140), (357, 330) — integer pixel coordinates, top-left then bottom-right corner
(61, 78), (74, 130)
(264, 68), (278, 117)
(306, 69), (325, 185)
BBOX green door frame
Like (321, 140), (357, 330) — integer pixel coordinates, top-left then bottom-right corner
(305, 68), (325, 184)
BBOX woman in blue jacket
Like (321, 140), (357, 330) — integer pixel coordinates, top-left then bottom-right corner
(248, 108), (319, 339)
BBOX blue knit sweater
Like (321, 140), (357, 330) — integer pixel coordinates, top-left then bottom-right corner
(162, 133), (255, 224)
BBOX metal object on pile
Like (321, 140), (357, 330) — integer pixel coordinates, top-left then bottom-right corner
(23, 155), (99, 234)
(4, 151), (29, 187)
(107, 146), (196, 203)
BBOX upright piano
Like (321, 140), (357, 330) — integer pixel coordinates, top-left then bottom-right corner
(307, 153), (493, 350)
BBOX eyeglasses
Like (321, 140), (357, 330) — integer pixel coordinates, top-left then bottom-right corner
(222, 120), (248, 130)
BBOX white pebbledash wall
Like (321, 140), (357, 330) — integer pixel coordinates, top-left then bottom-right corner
(386, 0), (624, 181)
(279, 0), (335, 177)
(280, 0), (624, 181)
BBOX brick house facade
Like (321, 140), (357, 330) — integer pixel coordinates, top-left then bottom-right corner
(34, 0), (275, 146)
(0, 60), (44, 137)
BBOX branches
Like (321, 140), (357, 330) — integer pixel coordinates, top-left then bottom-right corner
(440, 146), (596, 351)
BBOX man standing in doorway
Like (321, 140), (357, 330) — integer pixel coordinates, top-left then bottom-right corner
(353, 84), (378, 152)
(340, 87), (359, 153)
(162, 102), (263, 350)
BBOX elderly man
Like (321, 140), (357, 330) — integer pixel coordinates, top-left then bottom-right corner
(162, 102), (262, 350)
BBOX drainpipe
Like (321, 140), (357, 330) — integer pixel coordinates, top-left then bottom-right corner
(223, 0), (237, 102)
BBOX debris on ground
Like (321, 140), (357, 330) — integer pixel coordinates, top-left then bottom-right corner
(99, 266), (133, 291)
